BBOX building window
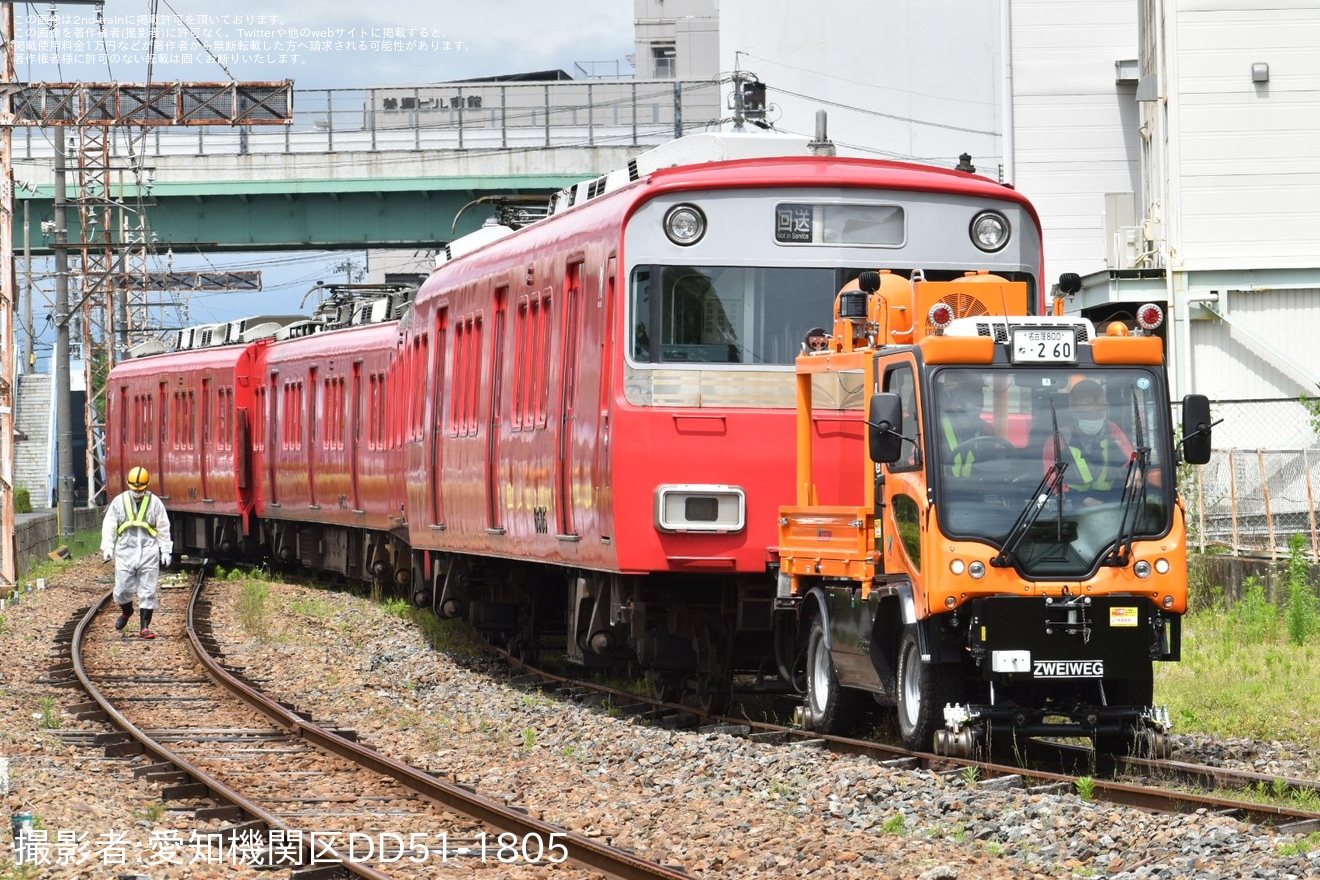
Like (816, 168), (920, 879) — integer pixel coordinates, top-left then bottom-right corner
(652, 44), (675, 79)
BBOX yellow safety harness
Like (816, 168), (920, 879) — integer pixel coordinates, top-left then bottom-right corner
(116, 493), (157, 537)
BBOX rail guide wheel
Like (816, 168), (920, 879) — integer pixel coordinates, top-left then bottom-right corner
(933, 727), (978, 759)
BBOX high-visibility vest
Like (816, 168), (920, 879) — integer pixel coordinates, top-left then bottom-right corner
(942, 416), (976, 476)
(1065, 439), (1118, 491)
(116, 493), (158, 537)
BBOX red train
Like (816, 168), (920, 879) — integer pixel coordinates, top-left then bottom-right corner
(106, 133), (1044, 710)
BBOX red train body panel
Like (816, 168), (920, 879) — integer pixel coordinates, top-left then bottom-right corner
(105, 343), (258, 546)
(255, 322), (402, 534)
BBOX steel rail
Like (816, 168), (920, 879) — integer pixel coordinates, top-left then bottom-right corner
(184, 570), (696, 880)
(70, 576), (393, 879)
(495, 651), (1320, 831)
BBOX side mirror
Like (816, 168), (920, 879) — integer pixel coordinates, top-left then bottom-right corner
(868, 392), (904, 463)
(1180, 393), (1213, 465)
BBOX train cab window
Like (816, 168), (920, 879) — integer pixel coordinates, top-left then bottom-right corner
(629, 265), (850, 366)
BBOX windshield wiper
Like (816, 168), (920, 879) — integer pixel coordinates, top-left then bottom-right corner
(992, 407), (1068, 568)
(1103, 390), (1150, 567)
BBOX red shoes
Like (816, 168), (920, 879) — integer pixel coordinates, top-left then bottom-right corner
(139, 629), (157, 640)
(115, 614), (130, 631)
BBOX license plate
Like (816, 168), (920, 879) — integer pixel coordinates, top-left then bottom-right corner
(1012, 328), (1076, 363)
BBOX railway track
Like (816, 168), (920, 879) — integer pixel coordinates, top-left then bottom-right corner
(55, 565), (695, 879)
(492, 646), (1320, 834)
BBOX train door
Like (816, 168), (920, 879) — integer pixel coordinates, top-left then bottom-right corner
(117, 385), (128, 489)
(201, 378), (212, 501)
(430, 308), (449, 527)
(308, 366), (319, 508)
(486, 287), (508, 532)
(556, 262), (584, 538)
(157, 381), (167, 498)
(595, 256), (617, 536)
(268, 371), (279, 506)
(351, 361), (362, 511)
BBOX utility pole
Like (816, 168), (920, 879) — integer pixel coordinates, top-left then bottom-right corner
(3, 0), (292, 556)
(53, 139), (73, 533)
(11, 77), (292, 516)
(1, 0), (18, 583)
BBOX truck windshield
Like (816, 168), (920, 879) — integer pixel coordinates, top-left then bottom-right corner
(931, 366), (1171, 577)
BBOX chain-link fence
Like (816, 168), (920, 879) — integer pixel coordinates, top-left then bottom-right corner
(1183, 398), (1320, 561)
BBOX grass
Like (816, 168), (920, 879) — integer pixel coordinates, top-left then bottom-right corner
(1157, 604), (1320, 747)
(237, 580), (271, 640)
(132, 801), (168, 823)
(22, 528), (102, 582)
(1278, 832), (1320, 857)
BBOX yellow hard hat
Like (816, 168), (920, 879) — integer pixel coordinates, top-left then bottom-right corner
(127, 466), (150, 491)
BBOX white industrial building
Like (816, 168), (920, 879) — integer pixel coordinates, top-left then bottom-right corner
(634, 0), (1320, 451)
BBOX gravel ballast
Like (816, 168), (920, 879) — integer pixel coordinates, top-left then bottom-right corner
(2, 561), (1318, 878)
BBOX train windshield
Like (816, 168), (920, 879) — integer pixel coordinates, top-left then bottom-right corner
(629, 265), (841, 365)
(629, 265), (1039, 366)
(930, 366), (1172, 577)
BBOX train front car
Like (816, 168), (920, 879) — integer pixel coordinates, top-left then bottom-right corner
(406, 135), (1043, 711)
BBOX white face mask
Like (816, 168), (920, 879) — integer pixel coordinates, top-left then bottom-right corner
(1076, 417), (1106, 436)
(130, 490), (146, 502)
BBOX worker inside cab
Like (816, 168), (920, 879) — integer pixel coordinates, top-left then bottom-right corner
(803, 327), (829, 353)
(1042, 378), (1134, 507)
(937, 373), (994, 477)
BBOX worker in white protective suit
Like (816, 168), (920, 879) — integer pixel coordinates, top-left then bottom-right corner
(100, 466), (173, 639)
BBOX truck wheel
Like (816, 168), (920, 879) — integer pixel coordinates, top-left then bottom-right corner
(896, 627), (957, 751)
(803, 615), (864, 735)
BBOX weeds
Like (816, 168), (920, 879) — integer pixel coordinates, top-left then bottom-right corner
(881, 813), (906, 835)
(1284, 534), (1318, 647)
(237, 580), (270, 640)
(1075, 776), (1096, 800)
(1231, 576), (1277, 644)
(382, 597), (412, 619)
(38, 696), (60, 729)
(23, 528), (101, 582)
(960, 764), (981, 785)
(1278, 831), (1320, 857)
(288, 596), (335, 619)
(132, 801), (167, 823)
(522, 728), (537, 750)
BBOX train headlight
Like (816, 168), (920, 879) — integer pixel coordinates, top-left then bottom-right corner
(970, 210), (1010, 253)
(1155, 558), (1170, 574)
(1134, 560), (1153, 579)
(968, 561), (986, 579)
(663, 204), (706, 246)
(950, 559), (966, 575)
(655, 484), (744, 533)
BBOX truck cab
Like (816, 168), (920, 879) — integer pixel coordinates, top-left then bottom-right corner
(776, 271), (1213, 756)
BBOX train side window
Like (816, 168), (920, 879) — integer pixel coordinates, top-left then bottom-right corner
(535, 297), (552, 428)
(514, 297), (542, 431)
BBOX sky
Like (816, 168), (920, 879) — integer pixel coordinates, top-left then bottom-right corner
(13, 2), (638, 358)
(13, 1), (637, 88)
